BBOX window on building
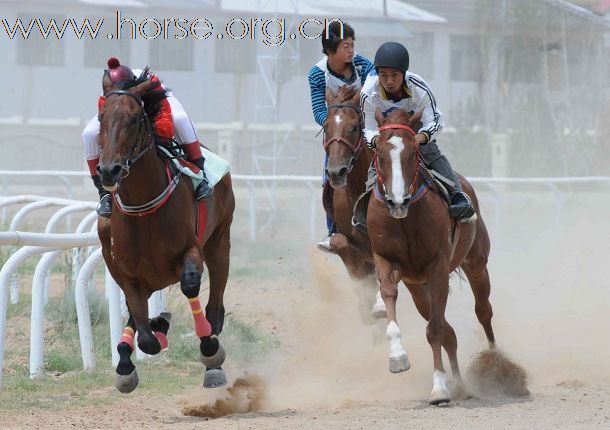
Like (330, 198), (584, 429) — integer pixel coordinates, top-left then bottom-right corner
(149, 37), (194, 71)
(16, 14), (65, 66)
(450, 34), (482, 82)
(84, 33), (130, 68)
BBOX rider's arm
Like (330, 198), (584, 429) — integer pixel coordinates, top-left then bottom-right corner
(354, 54), (376, 85)
(408, 74), (444, 142)
(308, 65), (327, 127)
(360, 85), (379, 148)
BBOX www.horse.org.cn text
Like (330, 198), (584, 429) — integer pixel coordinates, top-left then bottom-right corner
(1, 11), (347, 46)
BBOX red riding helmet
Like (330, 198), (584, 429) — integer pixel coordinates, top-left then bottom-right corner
(106, 57), (135, 83)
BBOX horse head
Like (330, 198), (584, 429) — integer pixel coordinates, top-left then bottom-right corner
(323, 85), (363, 189)
(97, 67), (165, 190)
(373, 108), (423, 219)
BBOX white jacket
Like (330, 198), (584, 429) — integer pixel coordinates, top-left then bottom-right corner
(361, 72), (444, 145)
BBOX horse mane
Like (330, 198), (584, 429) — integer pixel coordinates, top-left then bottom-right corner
(336, 85), (358, 104)
(385, 109), (412, 125)
(116, 67), (169, 123)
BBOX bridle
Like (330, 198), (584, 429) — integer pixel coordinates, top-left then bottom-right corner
(323, 103), (365, 173)
(101, 89), (181, 217)
(374, 123), (424, 206)
(102, 90), (155, 176)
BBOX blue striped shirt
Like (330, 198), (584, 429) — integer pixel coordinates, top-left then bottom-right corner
(308, 54), (375, 126)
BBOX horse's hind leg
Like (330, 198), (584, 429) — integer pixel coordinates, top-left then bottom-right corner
(462, 226), (496, 347)
(179, 245), (225, 388)
(404, 283), (462, 384)
(149, 312), (171, 350)
(462, 262), (495, 347)
(199, 225), (231, 388)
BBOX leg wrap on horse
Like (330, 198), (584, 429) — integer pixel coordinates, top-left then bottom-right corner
(119, 326), (135, 351)
(189, 297), (212, 337)
(150, 313), (171, 350)
(199, 338), (226, 368)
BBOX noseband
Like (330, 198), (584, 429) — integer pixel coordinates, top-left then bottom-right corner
(103, 89), (155, 175)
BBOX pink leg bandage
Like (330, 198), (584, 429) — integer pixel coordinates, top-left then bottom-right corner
(188, 297), (212, 337)
(154, 331), (168, 349)
(119, 326), (135, 351)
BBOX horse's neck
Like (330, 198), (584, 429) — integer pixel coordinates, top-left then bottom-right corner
(346, 146), (372, 199)
(118, 145), (168, 205)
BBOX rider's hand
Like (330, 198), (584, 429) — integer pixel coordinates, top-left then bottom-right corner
(414, 133), (429, 146)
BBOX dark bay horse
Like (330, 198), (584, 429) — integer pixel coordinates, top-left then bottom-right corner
(367, 109), (495, 405)
(96, 68), (235, 393)
(323, 85), (386, 320)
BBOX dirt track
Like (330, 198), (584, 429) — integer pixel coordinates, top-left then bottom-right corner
(2, 191), (610, 429)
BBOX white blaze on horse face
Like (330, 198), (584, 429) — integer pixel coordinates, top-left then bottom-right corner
(387, 136), (406, 204)
(334, 114), (342, 125)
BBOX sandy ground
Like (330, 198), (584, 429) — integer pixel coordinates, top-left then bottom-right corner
(2, 189), (610, 429)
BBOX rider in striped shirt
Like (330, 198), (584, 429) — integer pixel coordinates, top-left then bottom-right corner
(307, 21), (375, 251)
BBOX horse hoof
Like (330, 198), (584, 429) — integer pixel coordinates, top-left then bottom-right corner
(199, 343), (226, 368)
(203, 367), (227, 388)
(115, 368), (139, 394)
(371, 304), (387, 319)
(429, 389), (451, 406)
(389, 355), (411, 373)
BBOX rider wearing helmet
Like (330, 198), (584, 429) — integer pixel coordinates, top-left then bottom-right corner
(361, 42), (475, 221)
(308, 21), (376, 251)
(82, 57), (214, 217)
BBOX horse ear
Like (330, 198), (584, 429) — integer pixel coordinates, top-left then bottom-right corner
(351, 90), (361, 107)
(131, 79), (154, 98)
(102, 70), (114, 95)
(325, 87), (334, 104)
(409, 110), (423, 128)
(374, 107), (385, 127)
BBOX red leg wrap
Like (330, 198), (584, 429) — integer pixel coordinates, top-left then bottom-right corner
(119, 327), (135, 351)
(154, 331), (168, 349)
(189, 297), (212, 337)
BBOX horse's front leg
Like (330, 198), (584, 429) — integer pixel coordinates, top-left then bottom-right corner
(180, 246), (226, 388)
(114, 288), (163, 394)
(374, 253), (410, 373)
(426, 257), (452, 406)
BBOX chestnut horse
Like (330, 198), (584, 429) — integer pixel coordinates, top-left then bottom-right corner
(96, 69), (235, 392)
(368, 109), (495, 405)
(323, 85), (386, 320)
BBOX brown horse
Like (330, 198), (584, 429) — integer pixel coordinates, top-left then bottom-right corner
(96, 69), (235, 392)
(323, 85), (386, 320)
(367, 108), (495, 405)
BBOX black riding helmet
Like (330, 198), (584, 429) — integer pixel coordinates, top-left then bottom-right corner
(374, 42), (409, 73)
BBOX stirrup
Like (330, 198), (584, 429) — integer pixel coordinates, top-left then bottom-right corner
(450, 192), (476, 222)
(96, 194), (112, 218)
(195, 181), (214, 200)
